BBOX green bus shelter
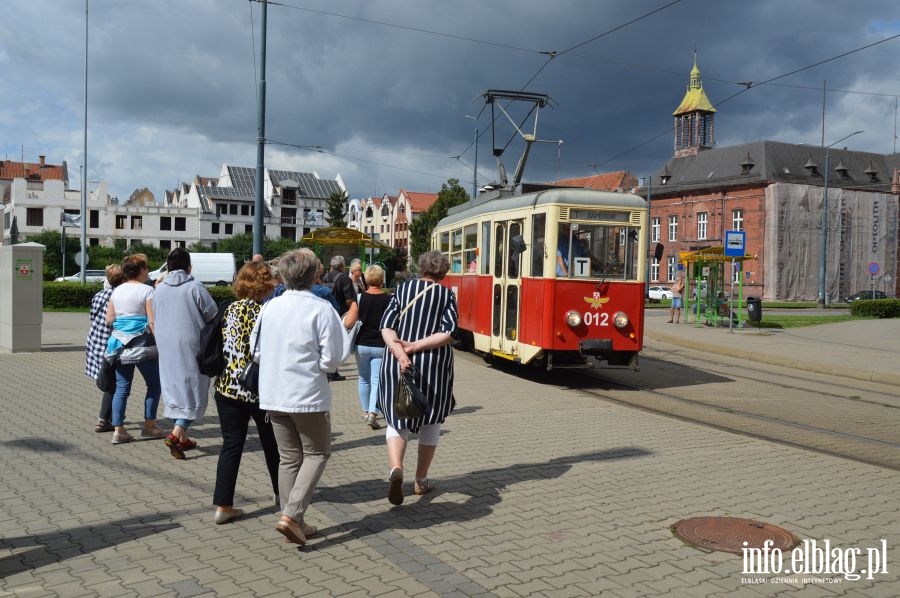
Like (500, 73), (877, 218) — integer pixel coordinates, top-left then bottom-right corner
(680, 247), (756, 328)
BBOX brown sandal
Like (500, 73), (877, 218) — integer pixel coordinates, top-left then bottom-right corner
(414, 479), (435, 495)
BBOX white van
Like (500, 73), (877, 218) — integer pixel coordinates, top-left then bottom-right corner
(148, 253), (236, 286)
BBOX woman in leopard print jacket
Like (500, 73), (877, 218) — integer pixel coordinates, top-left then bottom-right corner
(211, 261), (280, 525)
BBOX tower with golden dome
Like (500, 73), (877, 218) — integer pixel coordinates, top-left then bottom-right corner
(673, 52), (716, 157)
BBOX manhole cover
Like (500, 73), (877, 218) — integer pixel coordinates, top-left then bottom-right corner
(672, 517), (798, 554)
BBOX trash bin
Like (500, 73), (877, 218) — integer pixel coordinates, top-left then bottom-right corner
(747, 297), (762, 323)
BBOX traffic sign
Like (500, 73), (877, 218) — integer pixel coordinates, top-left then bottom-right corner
(74, 251), (89, 268)
(868, 262), (880, 276)
(724, 230), (746, 257)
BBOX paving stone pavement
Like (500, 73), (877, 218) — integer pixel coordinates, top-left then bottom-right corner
(0, 313), (898, 597)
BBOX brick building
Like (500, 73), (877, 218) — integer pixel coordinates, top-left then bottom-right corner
(642, 58), (900, 302)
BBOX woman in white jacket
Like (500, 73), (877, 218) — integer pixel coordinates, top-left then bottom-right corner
(251, 248), (345, 545)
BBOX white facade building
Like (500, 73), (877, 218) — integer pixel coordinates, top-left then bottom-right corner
(345, 189), (437, 254)
(2, 157), (346, 250)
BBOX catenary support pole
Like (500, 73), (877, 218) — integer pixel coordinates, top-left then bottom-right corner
(253, 0), (268, 256)
(80, 0), (88, 283)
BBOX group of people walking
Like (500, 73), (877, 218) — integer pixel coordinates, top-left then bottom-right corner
(84, 247), (458, 546)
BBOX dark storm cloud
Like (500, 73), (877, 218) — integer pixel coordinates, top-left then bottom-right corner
(3, 0), (899, 199)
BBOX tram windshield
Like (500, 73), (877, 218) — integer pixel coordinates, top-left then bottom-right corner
(557, 222), (639, 279)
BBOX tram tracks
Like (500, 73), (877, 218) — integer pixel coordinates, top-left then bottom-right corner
(564, 355), (900, 472)
(641, 345), (900, 409)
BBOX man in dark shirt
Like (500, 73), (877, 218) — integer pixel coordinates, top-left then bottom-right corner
(326, 255), (356, 317)
(323, 255), (355, 381)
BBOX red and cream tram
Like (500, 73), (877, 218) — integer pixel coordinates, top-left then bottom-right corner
(432, 184), (650, 370)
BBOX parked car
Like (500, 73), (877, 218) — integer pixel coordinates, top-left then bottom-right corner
(844, 290), (887, 303)
(54, 269), (107, 283)
(648, 286), (673, 300)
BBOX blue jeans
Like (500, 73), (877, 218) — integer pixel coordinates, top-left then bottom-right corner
(175, 419), (193, 429)
(355, 344), (383, 414)
(111, 360), (161, 426)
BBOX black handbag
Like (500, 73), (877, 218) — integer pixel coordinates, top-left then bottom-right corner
(238, 319), (261, 394)
(394, 364), (428, 419)
(96, 350), (121, 393)
(238, 359), (260, 394)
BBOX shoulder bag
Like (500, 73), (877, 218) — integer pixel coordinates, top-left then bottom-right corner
(238, 318), (261, 394)
(96, 348), (123, 393)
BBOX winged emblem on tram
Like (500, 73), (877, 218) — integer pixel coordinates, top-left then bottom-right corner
(584, 293), (609, 310)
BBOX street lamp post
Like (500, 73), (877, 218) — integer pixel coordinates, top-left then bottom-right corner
(818, 130), (863, 307)
(465, 115), (478, 199)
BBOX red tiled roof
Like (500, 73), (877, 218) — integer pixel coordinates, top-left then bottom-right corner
(0, 159), (67, 183)
(551, 171), (638, 192)
(400, 189), (438, 212)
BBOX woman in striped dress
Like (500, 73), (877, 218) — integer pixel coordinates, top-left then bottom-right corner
(378, 250), (458, 505)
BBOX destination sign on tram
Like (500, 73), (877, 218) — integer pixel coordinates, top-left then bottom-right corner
(569, 209), (630, 222)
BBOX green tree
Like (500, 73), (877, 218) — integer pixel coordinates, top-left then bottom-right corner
(264, 236), (301, 260)
(124, 243), (167, 269)
(409, 178), (470, 260)
(87, 245), (127, 271)
(216, 233), (255, 264)
(214, 232), (301, 264)
(375, 245), (409, 287)
(324, 190), (348, 228)
(25, 230), (78, 280)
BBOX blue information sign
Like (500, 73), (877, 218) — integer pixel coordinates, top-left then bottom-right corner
(724, 230), (746, 257)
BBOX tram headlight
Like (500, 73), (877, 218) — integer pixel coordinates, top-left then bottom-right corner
(565, 310), (582, 328)
(613, 311), (629, 329)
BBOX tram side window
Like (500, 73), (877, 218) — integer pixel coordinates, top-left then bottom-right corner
(450, 228), (463, 273)
(481, 221), (491, 275)
(531, 213), (546, 277)
(494, 224), (505, 277)
(508, 221), (522, 279)
(505, 286), (518, 340)
(625, 226), (639, 279)
(464, 224), (477, 272)
(439, 231), (450, 255)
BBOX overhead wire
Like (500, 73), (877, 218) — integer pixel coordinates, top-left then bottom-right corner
(563, 52), (900, 99)
(475, 0), (684, 171)
(263, 0), (542, 56)
(264, 0), (685, 174)
(254, 1), (899, 185)
(268, 139), (453, 160)
(266, 140), (453, 181)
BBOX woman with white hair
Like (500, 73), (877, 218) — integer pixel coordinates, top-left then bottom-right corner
(252, 248), (345, 545)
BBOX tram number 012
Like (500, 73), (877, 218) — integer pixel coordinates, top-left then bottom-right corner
(583, 312), (610, 327)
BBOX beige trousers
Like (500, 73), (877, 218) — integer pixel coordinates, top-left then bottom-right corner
(268, 411), (331, 522)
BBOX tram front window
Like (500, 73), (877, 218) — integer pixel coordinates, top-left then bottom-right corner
(557, 223), (638, 279)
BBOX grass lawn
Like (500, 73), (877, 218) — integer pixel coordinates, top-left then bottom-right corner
(752, 314), (860, 328)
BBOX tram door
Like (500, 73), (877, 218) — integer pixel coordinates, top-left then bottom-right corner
(491, 220), (523, 357)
